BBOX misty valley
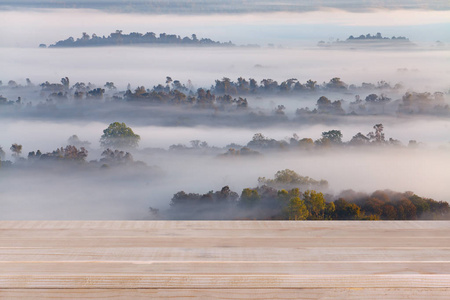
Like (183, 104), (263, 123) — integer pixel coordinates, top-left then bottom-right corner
(1, 73), (449, 220)
(1, 3), (449, 221)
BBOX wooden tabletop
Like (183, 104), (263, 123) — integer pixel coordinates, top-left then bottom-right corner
(1, 221), (449, 299)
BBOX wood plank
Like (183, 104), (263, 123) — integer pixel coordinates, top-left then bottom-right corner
(2, 261), (450, 275)
(1, 247), (449, 262)
(2, 236), (449, 248)
(2, 288), (450, 300)
(1, 274), (450, 289)
(2, 221), (449, 239)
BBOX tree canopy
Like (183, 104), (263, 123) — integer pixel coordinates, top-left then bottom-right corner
(100, 122), (140, 149)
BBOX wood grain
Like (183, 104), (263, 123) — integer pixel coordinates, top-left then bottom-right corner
(0, 221), (448, 298)
(2, 288), (450, 300)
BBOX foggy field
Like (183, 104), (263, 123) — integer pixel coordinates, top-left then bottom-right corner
(1, 46), (449, 91)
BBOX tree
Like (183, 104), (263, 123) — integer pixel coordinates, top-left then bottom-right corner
(316, 96), (344, 114)
(215, 186), (239, 203)
(368, 124), (385, 144)
(382, 204), (397, 220)
(10, 143), (22, 158)
(277, 188), (300, 207)
(258, 169), (328, 191)
(334, 198), (361, 220)
(39, 146), (88, 162)
(87, 88), (105, 99)
(100, 122), (140, 149)
(321, 130), (343, 144)
(349, 132), (370, 146)
(104, 82), (116, 90)
(285, 197), (309, 220)
(326, 77), (347, 90)
(324, 202), (336, 220)
(240, 188), (260, 207)
(306, 79), (317, 91)
(362, 197), (384, 216)
(298, 138), (314, 150)
(396, 198), (417, 220)
(100, 148), (133, 164)
(317, 96), (331, 111)
(61, 77), (70, 89)
(303, 190), (326, 220)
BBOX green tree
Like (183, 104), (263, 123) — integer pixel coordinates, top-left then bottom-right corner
(240, 188), (260, 207)
(324, 202), (336, 220)
(258, 169), (328, 191)
(100, 122), (140, 149)
(303, 190), (326, 220)
(334, 198), (361, 220)
(277, 188), (300, 207)
(285, 197), (309, 220)
(321, 130), (343, 144)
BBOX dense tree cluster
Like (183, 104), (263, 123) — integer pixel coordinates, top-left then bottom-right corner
(1, 76), (447, 119)
(125, 83), (248, 110)
(398, 92), (448, 115)
(258, 169), (328, 191)
(28, 145), (88, 162)
(48, 31), (234, 48)
(239, 124), (409, 152)
(318, 33), (412, 48)
(166, 170), (450, 220)
(168, 186), (240, 219)
(0, 123), (144, 170)
(347, 33), (409, 41)
(0, 122), (429, 174)
(220, 147), (261, 157)
(0, 144), (144, 171)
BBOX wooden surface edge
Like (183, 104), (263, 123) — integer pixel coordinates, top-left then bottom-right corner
(1, 288), (450, 300)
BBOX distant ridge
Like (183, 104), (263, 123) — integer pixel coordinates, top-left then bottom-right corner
(318, 33), (414, 48)
(46, 31), (235, 48)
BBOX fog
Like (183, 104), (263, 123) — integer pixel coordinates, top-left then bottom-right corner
(1, 139), (449, 219)
(2, 47), (449, 92)
(1, 117), (450, 219)
(1, 4), (449, 220)
(1, 9), (449, 48)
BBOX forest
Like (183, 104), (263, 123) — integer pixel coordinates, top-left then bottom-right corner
(164, 169), (450, 221)
(1, 76), (448, 129)
(318, 32), (413, 48)
(1, 117), (449, 220)
(46, 31), (235, 48)
(1, 15), (448, 220)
